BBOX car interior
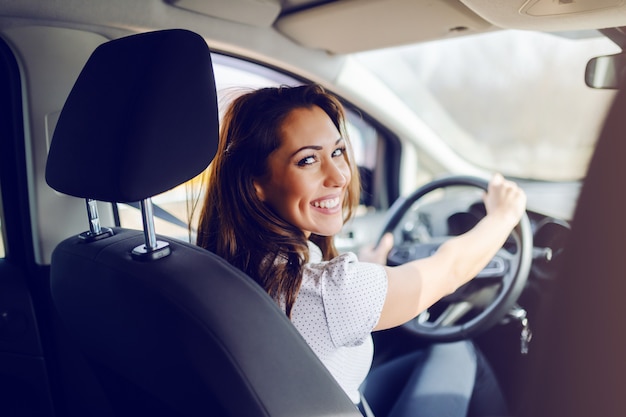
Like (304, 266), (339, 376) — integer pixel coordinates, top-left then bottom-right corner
(1, 0), (626, 416)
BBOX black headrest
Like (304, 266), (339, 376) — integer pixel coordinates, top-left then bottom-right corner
(45, 29), (218, 202)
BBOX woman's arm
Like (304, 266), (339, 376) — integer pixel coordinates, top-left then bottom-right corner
(371, 174), (526, 331)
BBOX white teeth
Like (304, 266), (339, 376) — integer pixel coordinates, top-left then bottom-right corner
(313, 198), (340, 209)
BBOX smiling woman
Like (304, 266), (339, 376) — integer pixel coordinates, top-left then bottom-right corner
(194, 83), (526, 417)
(253, 105), (351, 238)
(196, 84), (361, 319)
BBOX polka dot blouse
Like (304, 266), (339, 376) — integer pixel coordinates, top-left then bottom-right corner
(290, 241), (388, 404)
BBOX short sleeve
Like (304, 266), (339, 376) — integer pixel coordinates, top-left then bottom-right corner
(304, 253), (387, 348)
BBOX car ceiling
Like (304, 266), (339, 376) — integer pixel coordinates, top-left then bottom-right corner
(2, 0), (626, 56)
(168, 0), (626, 54)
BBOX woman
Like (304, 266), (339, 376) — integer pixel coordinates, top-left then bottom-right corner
(196, 84), (525, 416)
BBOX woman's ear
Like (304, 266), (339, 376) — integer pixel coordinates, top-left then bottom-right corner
(253, 180), (266, 202)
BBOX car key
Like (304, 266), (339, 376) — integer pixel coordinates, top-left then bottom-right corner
(520, 316), (532, 355)
(508, 305), (533, 355)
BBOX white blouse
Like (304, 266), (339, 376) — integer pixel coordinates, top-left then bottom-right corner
(289, 241), (388, 403)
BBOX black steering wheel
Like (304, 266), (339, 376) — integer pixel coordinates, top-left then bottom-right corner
(379, 175), (532, 342)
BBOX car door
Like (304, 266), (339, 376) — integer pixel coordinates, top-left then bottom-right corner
(0, 35), (55, 417)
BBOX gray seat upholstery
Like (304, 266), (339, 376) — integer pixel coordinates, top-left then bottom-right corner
(46, 29), (361, 417)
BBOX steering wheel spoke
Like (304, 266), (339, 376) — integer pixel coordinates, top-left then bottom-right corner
(474, 248), (511, 280)
(419, 301), (474, 328)
(387, 242), (440, 266)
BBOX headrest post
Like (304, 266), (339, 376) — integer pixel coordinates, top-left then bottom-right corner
(141, 198), (158, 251)
(131, 198), (171, 261)
(78, 198), (113, 242)
(86, 198), (102, 235)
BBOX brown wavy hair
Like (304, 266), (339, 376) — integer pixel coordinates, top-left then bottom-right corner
(195, 84), (361, 317)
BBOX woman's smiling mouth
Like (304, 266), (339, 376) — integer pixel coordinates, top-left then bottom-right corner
(312, 197), (340, 210)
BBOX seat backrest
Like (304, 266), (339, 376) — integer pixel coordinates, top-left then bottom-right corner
(518, 82), (626, 416)
(45, 29), (360, 417)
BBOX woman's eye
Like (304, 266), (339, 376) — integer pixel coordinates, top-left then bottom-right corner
(332, 147), (346, 157)
(298, 155), (316, 166)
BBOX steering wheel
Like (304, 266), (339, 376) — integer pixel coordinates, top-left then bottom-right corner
(379, 175), (532, 342)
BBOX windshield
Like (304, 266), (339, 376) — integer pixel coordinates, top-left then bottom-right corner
(354, 30), (620, 181)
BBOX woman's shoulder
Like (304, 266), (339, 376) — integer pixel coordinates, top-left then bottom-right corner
(306, 240), (361, 265)
(306, 241), (362, 274)
(304, 243), (386, 290)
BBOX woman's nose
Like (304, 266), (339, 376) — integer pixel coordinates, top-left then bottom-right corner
(324, 160), (349, 187)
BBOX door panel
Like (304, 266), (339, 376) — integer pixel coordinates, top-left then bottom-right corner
(0, 33), (55, 417)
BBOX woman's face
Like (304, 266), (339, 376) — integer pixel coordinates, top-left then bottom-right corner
(254, 105), (351, 237)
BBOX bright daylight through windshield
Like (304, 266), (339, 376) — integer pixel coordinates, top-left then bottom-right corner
(355, 30), (620, 181)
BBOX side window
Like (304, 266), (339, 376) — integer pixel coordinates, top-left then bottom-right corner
(344, 108), (389, 209)
(117, 53), (393, 242)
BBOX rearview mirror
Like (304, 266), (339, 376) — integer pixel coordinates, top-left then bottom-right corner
(586, 52), (626, 89)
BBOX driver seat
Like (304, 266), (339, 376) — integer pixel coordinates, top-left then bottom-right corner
(45, 29), (361, 417)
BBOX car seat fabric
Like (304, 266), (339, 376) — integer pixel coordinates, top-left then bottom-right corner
(45, 29), (361, 416)
(51, 228), (359, 416)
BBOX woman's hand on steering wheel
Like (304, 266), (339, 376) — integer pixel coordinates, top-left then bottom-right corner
(359, 233), (394, 264)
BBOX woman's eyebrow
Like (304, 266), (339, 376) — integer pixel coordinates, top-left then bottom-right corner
(290, 138), (344, 157)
